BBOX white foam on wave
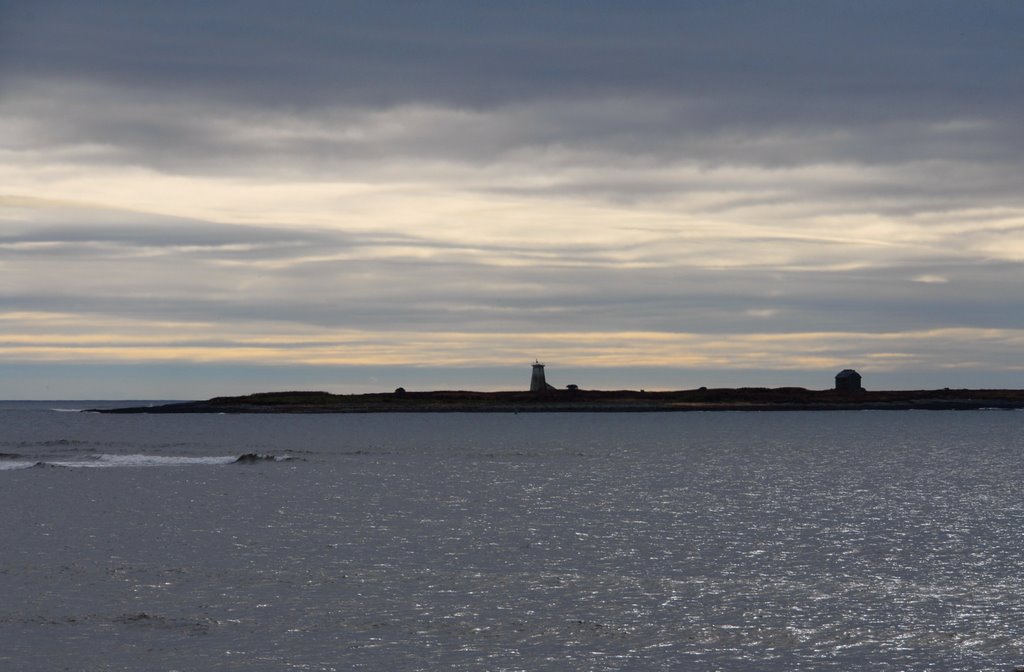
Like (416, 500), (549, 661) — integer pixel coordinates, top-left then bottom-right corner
(0, 461), (35, 471)
(49, 454), (240, 468)
(1, 453), (290, 470)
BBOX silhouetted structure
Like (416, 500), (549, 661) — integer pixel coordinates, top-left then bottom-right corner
(835, 369), (863, 392)
(530, 361), (556, 392)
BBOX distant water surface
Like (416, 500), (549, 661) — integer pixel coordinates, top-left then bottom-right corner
(2, 401), (1023, 670)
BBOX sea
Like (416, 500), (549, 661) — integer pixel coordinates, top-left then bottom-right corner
(2, 401), (1024, 671)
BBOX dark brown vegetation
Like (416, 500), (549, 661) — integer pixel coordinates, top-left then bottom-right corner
(94, 387), (1024, 413)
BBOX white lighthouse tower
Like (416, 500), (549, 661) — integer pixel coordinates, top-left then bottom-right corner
(530, 361), (551, 392)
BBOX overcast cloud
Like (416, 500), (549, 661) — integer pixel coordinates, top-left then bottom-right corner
(1, 1), (1022, 397)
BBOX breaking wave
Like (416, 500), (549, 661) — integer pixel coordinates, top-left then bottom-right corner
(0, 453), (291, 470)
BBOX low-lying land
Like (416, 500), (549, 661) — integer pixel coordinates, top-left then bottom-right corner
(93, 388), (1024, 413)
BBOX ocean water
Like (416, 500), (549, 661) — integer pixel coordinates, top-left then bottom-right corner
(2, 401), (1024, 671)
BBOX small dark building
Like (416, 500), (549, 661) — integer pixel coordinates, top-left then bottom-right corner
(835, 369), (863, 392)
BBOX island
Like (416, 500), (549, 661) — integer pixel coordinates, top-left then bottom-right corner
(91, 388), (1024, 413)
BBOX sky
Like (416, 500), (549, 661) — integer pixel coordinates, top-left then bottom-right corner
(1, 1), (1023, 398)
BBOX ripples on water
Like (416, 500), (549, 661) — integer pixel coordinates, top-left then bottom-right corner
(2, 403), (1023, 670)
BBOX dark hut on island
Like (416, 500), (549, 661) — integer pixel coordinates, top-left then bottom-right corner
(835, 369), (863, 392)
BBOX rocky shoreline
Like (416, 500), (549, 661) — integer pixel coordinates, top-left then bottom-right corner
(89, 388), (1024, 414)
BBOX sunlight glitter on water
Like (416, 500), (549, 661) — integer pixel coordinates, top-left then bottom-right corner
(2, 407), (1024, 670)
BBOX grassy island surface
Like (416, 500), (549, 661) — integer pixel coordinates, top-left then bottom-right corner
(93, 388), (1024, 413)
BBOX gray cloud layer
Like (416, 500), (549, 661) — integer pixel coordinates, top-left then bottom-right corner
(5, 2), (1022, 108)
(4, 206), (1023, 336)
(2, 1), (1023, 392)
